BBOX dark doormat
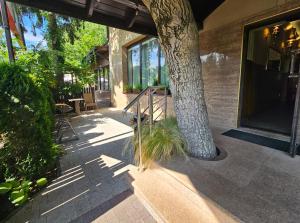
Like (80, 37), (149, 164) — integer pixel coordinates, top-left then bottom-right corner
(222, 129), (299, 155)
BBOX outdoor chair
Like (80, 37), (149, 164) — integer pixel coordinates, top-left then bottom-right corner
(83, 92), (96, 110)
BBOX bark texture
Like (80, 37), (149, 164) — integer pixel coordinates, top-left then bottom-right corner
(142, 0), (216, 158)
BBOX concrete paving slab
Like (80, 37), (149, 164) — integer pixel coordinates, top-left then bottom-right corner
(6, 109), (155, 223)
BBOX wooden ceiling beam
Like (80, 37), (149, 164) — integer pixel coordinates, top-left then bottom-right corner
(7, 0), (225, 36)
(125, 7), (139, 28)
(8, 0), (157, 35)
(108, 0), (148, 14)
(86, 0), (96, 17)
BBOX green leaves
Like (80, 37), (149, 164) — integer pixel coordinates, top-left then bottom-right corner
(0, 63), (58, 179)
(10, 190), (27, 206)
(0, 178), (33, 206)
(127, 117), (187, 167)
(6, 178), (19, 188)
(36, 178), (48, 187)
(0, 182), (12, 194)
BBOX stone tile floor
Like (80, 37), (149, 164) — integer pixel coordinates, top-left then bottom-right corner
(160, 128), (300, 223)
(6, 108), (156, 223)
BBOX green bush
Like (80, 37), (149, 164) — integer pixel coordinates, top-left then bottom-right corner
(0, 177), (48, 206)
(126, 117), (187, 167)
(124, 84), (133, 93)
(133, 83), (143, 92)
(0, 63), (59, 180)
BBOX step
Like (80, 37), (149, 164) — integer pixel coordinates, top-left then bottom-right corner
(128, 164), (240, 223)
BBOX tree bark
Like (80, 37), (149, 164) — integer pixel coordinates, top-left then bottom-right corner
(142, 0), (216, 158)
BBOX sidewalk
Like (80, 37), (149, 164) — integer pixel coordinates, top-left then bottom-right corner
(7, 109), (155, 223)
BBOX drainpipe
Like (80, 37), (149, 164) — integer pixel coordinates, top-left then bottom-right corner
(0, 0), (14, 62)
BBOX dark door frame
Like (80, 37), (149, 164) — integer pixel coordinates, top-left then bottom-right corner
(237, 7), (300, 156)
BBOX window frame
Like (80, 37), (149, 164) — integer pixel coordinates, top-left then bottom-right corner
(126, 37), (168, 89)
(238, 7), (300, 128)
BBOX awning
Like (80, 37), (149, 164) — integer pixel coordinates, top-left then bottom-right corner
(7, 0), (224, 36)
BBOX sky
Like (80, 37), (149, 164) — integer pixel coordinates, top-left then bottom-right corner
(0, 12), (47, 49)
(22, 15), (47, 49)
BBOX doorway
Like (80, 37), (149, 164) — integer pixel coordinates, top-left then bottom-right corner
(240, 19), (300, 135)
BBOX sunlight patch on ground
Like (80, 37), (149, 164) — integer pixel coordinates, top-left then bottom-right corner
(42, 175), (85, 195)
(99, 154), (122, 168)
(77, 132), (133, 152)
(42, 165), (85, 195)
(41, 189), (90, 216)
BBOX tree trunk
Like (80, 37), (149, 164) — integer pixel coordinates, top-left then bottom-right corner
(47, 12), (64, 87)
(142, 0), (216, 158)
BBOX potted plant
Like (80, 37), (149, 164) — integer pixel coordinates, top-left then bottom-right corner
(123, 84), (133, 94)
(153, 78), (159, 86)
(133, 84), (143, 94)
(156, 85), (168, 95)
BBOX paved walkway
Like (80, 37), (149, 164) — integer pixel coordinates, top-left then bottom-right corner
(7, 108), (155, 223)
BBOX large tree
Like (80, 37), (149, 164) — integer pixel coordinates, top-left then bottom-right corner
(142, 0), (216, 159)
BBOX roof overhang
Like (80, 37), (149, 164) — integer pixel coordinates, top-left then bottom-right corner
(7, 0), (224, 36)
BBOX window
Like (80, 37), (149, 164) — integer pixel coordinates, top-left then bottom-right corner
(127, 38), (169, 89)
(96, 66), (110, 91)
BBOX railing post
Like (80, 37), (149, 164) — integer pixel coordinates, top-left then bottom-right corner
(0, 0), (14, 62)
(137, 101), (143, 170)
(164, 87), (167, 119)
(149, 88), (153, 132)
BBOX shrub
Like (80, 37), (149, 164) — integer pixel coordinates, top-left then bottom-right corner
(124, 84), (133, 93)
(133, 83), (143, 92)
(0, 63), (59, 180)
(0, 177), (48, 206)
(126, 117), (187, 167)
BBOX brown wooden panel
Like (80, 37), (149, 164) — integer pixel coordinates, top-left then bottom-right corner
(7, 0), (225, 35)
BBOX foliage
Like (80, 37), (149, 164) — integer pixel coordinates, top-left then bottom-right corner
(153, 78), (159, 86)
(0, 177), (48, 206)
(0, 178), (32, 206)
(133, 83), (143, 92)
(0, 63), (59, 180)
(124, 84), (133, 93)
(1, 6), (107, 97)
(63, 22), (107, 68)
(15, 6), (106, 89)
(126, 117), (187, 167)
(36, 178), (48, 187)
(0, 29), (8, 62)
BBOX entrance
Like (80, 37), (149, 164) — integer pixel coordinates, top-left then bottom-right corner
(241, 19), (300, 135)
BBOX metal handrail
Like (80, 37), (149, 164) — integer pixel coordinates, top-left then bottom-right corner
(123, 87), (149, 113)
(123, 86), (164, 113)
(123, 85), (168, 171)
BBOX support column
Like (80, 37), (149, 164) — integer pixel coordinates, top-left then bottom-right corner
(0, 0), (14, 62)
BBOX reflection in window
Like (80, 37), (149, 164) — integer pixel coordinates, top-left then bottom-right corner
(127, 38), (169, 89)
(160, 51), (169, 86)
(128, 45), (141, 88)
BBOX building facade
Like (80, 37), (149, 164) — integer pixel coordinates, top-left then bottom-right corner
(109, 0), (300, 145)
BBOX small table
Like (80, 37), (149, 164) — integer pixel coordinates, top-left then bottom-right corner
(69, 98), (84, 115)
(55, 103), (79, 142)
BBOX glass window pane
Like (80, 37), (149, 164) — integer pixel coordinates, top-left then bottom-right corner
(160, 49), (169, 86)
(142, 38), (159, 88)
(131, 45), (141, 88)
(127, 49), (133, 86)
